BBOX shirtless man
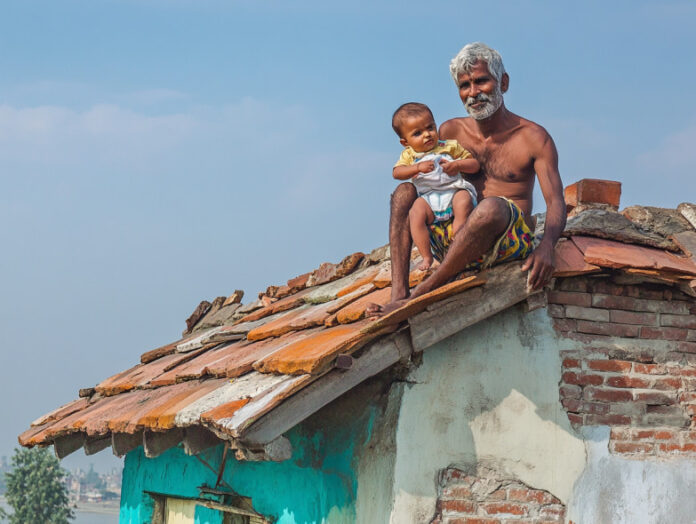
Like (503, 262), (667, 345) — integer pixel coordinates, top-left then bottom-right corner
(369, 42), (566, 316)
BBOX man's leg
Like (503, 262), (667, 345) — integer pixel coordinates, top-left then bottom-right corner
(389, 182), (417, 301)
(408, 197), (511, 299)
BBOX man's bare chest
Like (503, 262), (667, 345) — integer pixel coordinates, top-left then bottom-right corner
(468, 139), (534, 182)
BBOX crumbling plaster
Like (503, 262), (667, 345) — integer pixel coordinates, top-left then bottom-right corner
(388, 306), (586, 523)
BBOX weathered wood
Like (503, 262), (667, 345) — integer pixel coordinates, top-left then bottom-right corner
(84, 435), (111, 455)
(409, 261), (540, 351)
(53, 433), (84, 459)
(112, 431), (143, 457)
(144, 428), (184, 458)
(195, 499), (267, 520)
(182, 426), (222, 455)
(238, 331), (412, 446)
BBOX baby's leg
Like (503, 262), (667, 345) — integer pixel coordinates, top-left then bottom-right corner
(451, 190), (476, 239)
(409, 197), (436, 270)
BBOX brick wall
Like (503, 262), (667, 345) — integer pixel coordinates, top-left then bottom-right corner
(430, 467), (566, 524)
(550, 276), (696, 457)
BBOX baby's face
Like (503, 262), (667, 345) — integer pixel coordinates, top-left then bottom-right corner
(400, 113), (439, 152)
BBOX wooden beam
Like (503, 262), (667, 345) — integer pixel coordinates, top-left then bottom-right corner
(239, 330), (411, 446)
(112, 431), (143, 457)
(183, 426), (222, 455)
(144, 428), (184, 458)
(409, 261), (541, 351)
(53, 433), (84, 459)
(84, 435), (111, 456)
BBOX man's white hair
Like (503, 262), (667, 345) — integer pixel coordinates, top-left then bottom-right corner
(450, 42), (506, 85)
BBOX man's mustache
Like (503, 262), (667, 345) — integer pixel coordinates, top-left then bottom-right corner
(465, 93), (492, 106)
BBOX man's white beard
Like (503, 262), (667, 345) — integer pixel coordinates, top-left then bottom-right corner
(464, 85), (503, 120)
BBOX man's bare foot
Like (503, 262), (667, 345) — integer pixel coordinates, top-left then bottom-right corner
(417, 256), (434, 271)
(365, 298), (410, 318)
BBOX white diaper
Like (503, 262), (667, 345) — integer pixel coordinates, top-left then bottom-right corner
(411, 153), (478, 217)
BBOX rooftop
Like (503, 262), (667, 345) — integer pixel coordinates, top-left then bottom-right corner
(19, 179), (696, 460)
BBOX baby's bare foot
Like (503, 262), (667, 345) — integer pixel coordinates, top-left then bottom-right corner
(418, 257), (434, 271)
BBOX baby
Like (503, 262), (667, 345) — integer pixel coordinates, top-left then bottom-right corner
(392, 102), (480, 270)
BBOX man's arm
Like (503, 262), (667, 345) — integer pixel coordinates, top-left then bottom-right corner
(522, 129), (566, 289)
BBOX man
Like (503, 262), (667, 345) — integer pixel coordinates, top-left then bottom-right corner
(369, 42), (566, 316)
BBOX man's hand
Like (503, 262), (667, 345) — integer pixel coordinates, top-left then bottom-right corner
(417, 160), (436, 174)
(521, 241), (555, 290)
(439, 158), (460, 176)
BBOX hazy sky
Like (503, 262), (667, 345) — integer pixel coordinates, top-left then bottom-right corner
(2, 0), (695, 472)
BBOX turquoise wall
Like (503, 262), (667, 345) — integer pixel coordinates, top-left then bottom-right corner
(119, 404), (377, 524)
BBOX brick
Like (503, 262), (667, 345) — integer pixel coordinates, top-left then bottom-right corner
(634, 391), (676, 405)
(560, 385), (582, 399)
(661, 314), (696, 329)
(610, 427), (632, 440)
(612, 442), (654, 454)
(564, 178), (621, 208)
(442, 486), (473, 499)
(676, 342), (696, 353)
(584, 387), (632, 402)
(547, 304), (565, 318)
(562, 358), (581, 369)
(553, 318), (577, 332)
(565, 305), (610, 322)
(640, 412), (689, 427)
(482, 502), (527, 516)
(585, 414), (631, 425)
(449, 519), (501, 524)
(507, 489), (557, 505)
(576, 321), (640, 338)
(441, 500), (476, 513)
(609, 402), (644, 417)
(538, 504), (566, 519)
(562, 371), (604, 386)
(688, 330), (696, 342)
(654, 430), (676, 440)
(633, 363), (666, 375)
(588, 359), (632, 372)
(567, 412), (583, 425)
(630, 429), (656, 439)
(563, 399), (610, 415)
(606, 376), (650, 388)
(666, 366), (696, 377)
(678, 392), (696, 403)
(652, 377), (682, 390)
(592, 294), (659, 312)
(591, 280), (627, 296)
(640, 327), (688, 341)
(658, 301), (691, 315)
(609, 310), (657, 325)
(548, 291), (592, 307)
(556, 278), (589, 292)
(659, 443), (696, 453)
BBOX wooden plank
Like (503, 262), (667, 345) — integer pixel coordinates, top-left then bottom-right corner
(237, 331), (412, 446)
(409, 261), (540, 351)
(53, 433), (84, 459)
(144, 428), (184, 458)
(182, 426), (222, 455)
(84, 435), (111, 456)
(112, 431), (143, 457)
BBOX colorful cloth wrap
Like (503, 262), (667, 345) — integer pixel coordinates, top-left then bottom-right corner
(429, 197), (535, 267)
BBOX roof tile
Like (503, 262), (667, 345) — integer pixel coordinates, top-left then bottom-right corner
(553, 239), (601, 277)
(336, 287), (393, 324)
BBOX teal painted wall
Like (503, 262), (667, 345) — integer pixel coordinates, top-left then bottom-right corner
(119, 403), (377, 524)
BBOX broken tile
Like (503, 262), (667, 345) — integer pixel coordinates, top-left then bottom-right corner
(553, 239), (601, 277)
(236, 298), (264, 315)
(223, 290), (244, 307)
(237, 288), (311, 324)
(622, 206), (692, 238)
(200, 399), (251, 424)
(184, 300), (211, 334)
(335, 287), (393, 324)
(194, 304), (242, 331)
(336, 265), (380, 297)
(141, 338), (184, 364)
(572, 235), (696, 276)
(678, 203), (696, 230)
(246, 303), (332, 342)
(304, 264), (383, 304)
(306, 252), (365, 287)
(672, 231), (696, 259)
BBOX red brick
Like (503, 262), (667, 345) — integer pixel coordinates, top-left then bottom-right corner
(610, 310), (657, 325)
(562, 358), (581, 369)
(633, 363), (666, 375)
(659, 443), (696, 453)
(592, 294), (659, 312)
(588, 359), (632, 372)
(676, 342), (696, 353)
(652, 377), (682, 390)
(667, 366), (696, 377)
(548, 291), (592, 307)
(661, 314), (696, 329)
(564, 178), (621, 208)
(507, 489), (557, 505)
(452, 519), (501, 524)
(560, 385), (582, 399)
(591, 280), (626, 296)
(584, 387), (632, 403)
(563, 399), (610, 415)
(606, 376), (650, 388)
(553, 318), (577, 332)
(610, 427), (631, 440)
(641, 326), (688, 341)
(630, 429), (656, 439)
(576, 321), (640, 338)
(567, 412), (583, 425)
(442, 486), (473, 499)
(538, 504), (567, 519)
(557, 279), (589, 292)
(678, 392), (696, 403)
(683, 430), (696, 441)
(585, 414), (632, 425)
(688, 330), (696, 342)
(612, 442), (654, 454)
(562, 371), (604, 386)
(565, 305), (610, 322)
(634, 391), (676, 405)
(482, 502), (527, 516)
(654, 430), (676, 440)
(441, 500), (476, 513)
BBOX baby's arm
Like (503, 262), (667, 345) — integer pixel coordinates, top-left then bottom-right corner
(393, 160), (436, 180)
(440, 157), (480, 176)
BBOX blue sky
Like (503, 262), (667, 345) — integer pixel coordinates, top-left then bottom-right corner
(1, 0), (695, 471)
